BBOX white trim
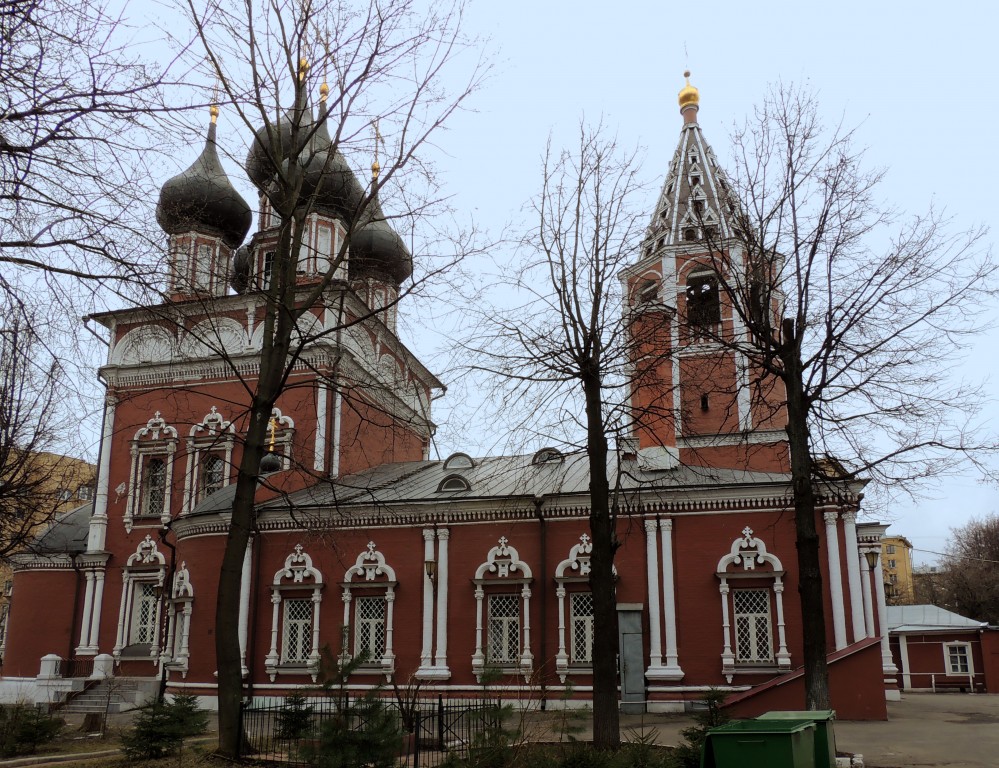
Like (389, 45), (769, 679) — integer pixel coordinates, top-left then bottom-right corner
(471, 537), (534, 681)
(943, 641), (974, 676)
(434, 529), (450, 675)
(341, 541), (397, 677)
(823, 511), (847, 650)
(842, 512), (867, 643)
(314, 385), (328, 472)
(265, 545), (323, 681)
(87, 395), (116, 553)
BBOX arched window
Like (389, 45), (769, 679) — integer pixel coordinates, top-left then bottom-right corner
(686, 272), (721, 329)
(125, 413), (178, 531)
(471, 537), (533, 681)
(437, 474), (471, 493)
(340, 542), (397, 678)
(265, 545), (323, 681)
(715, 527), (792, 682)
(113, 536), (167, 662)
(183, 407), (235, 513)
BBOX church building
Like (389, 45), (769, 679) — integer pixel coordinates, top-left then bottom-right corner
(1, 75), (895, 719)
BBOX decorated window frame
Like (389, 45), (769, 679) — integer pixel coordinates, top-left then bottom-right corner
(340, 541), (397, 677)
(125, 413), (179, 531)
(162, 562), (194, 677)
(183, 407), (235, 513)
(943, 641), (974, 677)
(471, 537), (534, 682)
(113, 535), (167, 662)
(715, 527), (791, 682)
(265, 545), (323, 681)
(553, 534), (616, 682)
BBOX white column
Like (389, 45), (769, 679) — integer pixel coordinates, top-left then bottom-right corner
(644, 519), (664, 670)
(434, 529), (450, 673)
(472, 586), (485, 676)
(842, 512), (866, 643)
(77, 571), (95, 651)
(384, 588), (396, 666)
(309, 589), (322, 668)
(773, 578), (791, 669)
(265, 591), (281, 672)
(330, 389), (343, 477)
(873, 558), (897, 673)
(238, 538), (252, 674)
(419, 528), (435, 669)
(659, 517), (683, 677)
(719, 579), (734, 680)
(87, 395), (115, 552)
(520, 584), (533, 672)
(898, 634), (912, 690)
(860, 549), (876, 638)
(89, 570), (105, 650)
(554, 585), (568, 675)
(823, 511), (848, 650)
(314, 385), (328, 472)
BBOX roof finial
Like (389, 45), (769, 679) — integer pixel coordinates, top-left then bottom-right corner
(678, 70), (700, 123)
(298, 57), (309, 82)
(320, 80), (329, 104)
(371, 119), (382, 182)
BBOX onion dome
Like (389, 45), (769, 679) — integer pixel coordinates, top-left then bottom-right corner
(678, 70), (700, 114)
(156, 106), (252, 249)
(349, 195), (413, 285)
(230, 245), (251, 294)
(259, 450), (282, 474)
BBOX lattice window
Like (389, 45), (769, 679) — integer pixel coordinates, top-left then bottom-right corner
(733, 589), (772, 663)
(201, 454), (224, 498)
(487, 594), (520, 664)
(282, 599), (313, 663)
(131, 583), (158, 645)
(354, 596), (386, 661)
(570, 593), (594, 664)
(142, 458), (166, 517)
(946, 643), (971, 675)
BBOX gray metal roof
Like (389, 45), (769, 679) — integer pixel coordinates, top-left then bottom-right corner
(887, 604), (988, 632)
(31, 503), (92, 554)
(268, 451), (795, 510)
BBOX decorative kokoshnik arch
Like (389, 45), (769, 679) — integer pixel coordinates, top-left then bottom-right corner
(471, 537), (533, 682)
(716, 527), (791, 682)
(265, 545), (323, 681)
(341, 542), (397, 678)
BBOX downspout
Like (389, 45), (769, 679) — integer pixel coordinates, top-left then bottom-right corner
(533, 495), (547, 710)
(157, 525), (178, 702)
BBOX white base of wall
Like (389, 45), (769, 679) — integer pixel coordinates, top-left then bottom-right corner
(0, 678), (39, 705)
(646, 701), (686, 713)
(885, 689), (901, 701)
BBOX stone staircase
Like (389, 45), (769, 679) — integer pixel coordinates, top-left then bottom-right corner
(57, 678), (144, 715)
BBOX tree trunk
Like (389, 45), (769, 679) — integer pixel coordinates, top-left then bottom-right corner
(781, 326), (830, 710)
(582, 368), (620, 749)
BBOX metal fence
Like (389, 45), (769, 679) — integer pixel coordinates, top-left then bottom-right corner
(240, 694), (502, 766)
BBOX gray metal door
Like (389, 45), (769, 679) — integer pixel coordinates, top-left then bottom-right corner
(617, 606), (645, 713)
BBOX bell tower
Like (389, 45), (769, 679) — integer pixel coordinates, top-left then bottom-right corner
(625, 73), (788, 473)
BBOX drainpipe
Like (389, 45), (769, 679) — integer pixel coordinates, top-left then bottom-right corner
(533, 495), (547, 710)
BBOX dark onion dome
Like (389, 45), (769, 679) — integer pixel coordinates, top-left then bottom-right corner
(246, 100), (365, 221)
(349, 195), (413, 285)
(259, 450), (282, 474)
(156, 108), (252, 249)
(230, 245), (251, 294)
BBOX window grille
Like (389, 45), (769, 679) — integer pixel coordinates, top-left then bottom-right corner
(132, 583), (158, 645)
(282, 599), (313, 663)
(201, 454), (224, 498)
(570, 593), (594, 664)
(947, 644), (971, 674)
(733, 589), (773, 663)
(354, 596), (386, 660)
(143, 458), (166, 516)
(487, 594), (520, 664)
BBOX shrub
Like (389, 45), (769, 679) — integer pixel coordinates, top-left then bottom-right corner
(669, 689), (729, 768)
(275, 692), (314, 742)
(121, 694), (209, 761)
(0, 703), (63, 757)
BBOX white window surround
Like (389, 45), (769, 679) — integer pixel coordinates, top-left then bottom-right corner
(125, 413), (179, 532)
(340, 542), (397, 678)
(554, 534), (616, 682)
(183, 407), (235, 513)
(113, 535), (167, 662)
(944, 642), (974, 676)
(265, 545), (323, 681)
(472, 537), (533, 682)
(163, 563), (194, 677)
(716, 527), (791, 683)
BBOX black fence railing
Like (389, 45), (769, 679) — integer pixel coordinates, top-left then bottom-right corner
(240, 694), (502, 766)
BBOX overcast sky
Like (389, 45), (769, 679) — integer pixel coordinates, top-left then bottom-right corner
(134, 0), (998, 565)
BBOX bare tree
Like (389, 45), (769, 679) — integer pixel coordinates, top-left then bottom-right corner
(152, 0), (483, 756)
(461, 125), (653, 749)
(935, 516), (999, 623)
(0, 0), (170, 308)
(695, 84), (995, 708)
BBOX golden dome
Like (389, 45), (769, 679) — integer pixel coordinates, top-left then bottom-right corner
(678, 70), (699, 110)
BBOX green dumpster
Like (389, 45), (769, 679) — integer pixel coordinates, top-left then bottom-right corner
(758, 710), (837, 768)
(701, 719), (816, 768)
